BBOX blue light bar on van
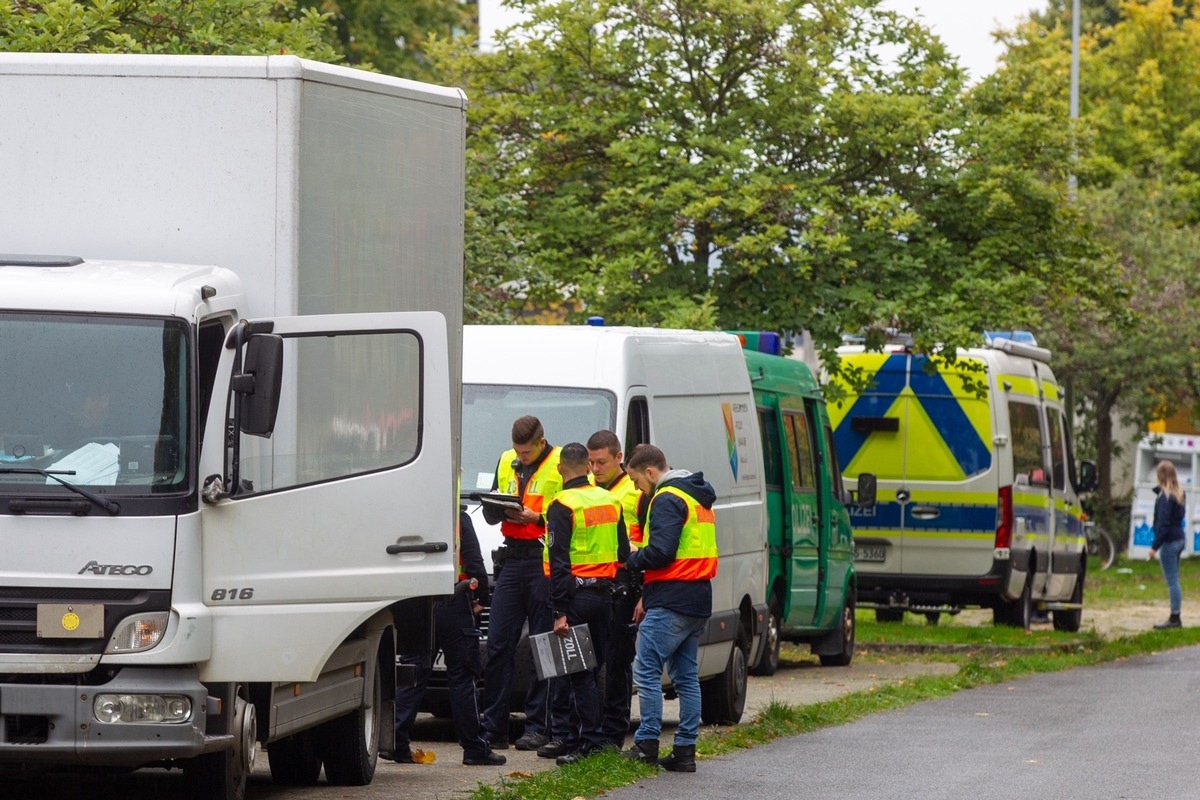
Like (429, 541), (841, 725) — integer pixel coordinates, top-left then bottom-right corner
(732, 331), (783, 356)
(587, 316), (605, 326)
(984, 330), (1038, 346)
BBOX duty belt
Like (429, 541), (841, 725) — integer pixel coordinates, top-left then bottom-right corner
(501, 538), (544, 559)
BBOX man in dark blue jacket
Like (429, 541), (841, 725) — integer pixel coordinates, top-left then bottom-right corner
(622, 444), (717, 774)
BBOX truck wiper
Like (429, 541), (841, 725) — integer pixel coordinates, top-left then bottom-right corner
(0, 467), (121, 514)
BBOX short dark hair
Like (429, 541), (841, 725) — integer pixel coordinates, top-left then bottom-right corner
(559, 442), (588, 469)
(626, 443), (667, 472)
(511, 415), (544, 445)
(586, 430), (621, 455)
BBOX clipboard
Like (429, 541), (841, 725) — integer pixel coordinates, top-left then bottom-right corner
(474, 491), (525, 512)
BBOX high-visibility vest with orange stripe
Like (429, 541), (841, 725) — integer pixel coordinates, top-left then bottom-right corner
(542, 485), (621, 579)
(496, 446), (562, 540)
(606, 472), (644, 547)
(643, 485), (718, 583)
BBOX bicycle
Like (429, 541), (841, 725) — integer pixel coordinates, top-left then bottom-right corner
(1085, 521), (1116, 571)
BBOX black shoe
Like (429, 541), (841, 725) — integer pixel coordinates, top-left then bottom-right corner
(514, 731), (549, 751)
(537, 738), (571, 758)
(379, 749), (415, 763)
(659, 744), (696, 773)
(556, 748), (596, 766)
(1155, 615), (1182, 629)
(463, 750), (507, 766)
(622, 739), (659, 764)
(486, 735), (510, 751)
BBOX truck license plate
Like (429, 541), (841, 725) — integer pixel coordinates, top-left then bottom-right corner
(854, 545), (887, 563)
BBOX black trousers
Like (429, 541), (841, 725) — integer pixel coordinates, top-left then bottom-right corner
(558, 588), (612, 752)
(394, 592), (488, 755)
(482, 556), (554, 739)
(600, 584), (639, 745)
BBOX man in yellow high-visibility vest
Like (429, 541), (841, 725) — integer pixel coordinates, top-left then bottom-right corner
(623, 443), (717, 774)
(542, 442), (629, 765)
(586, 429), (647, 750)
(480, 416), (563, 751)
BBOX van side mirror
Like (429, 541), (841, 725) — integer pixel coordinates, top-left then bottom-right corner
(1077, 460), (1098, 493)
(234, 333), (284, 437)
(853, 472), (877, 509)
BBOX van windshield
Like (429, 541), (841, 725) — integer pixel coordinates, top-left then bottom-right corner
(0, 312), (189, 493)
(462, 384), (615, 493)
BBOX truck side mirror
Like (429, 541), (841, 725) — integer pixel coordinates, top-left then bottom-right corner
(1077, 460), (1098, 493)
(855, 472), (878, 508)
(235, 334), (284, 437)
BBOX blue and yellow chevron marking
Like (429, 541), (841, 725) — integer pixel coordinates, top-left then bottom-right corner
(832, 354), (992, 481)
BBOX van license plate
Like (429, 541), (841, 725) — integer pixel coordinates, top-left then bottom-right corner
(855, 546), (887, 563)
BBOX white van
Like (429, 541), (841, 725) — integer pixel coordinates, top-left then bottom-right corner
(830, 332), (1097, 630)
(461, 325), (769, 724)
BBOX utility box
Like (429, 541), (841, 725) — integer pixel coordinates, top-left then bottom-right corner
(1129, 433), (1200, 559)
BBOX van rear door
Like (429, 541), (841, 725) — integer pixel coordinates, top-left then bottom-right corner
(831, 352), (911, 572)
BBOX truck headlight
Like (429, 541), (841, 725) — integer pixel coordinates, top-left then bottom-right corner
(106, 612), (170, 653)
(94, 694), (192, 724)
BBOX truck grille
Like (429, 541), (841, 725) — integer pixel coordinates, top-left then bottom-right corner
(0, 587), (171, 654)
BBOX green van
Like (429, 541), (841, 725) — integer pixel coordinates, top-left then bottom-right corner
(738, 333), (873, 675)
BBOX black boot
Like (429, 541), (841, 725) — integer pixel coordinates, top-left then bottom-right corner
(1155, 614), (1182, 629)
(622, 739), (659, 764)
(659, 744), (696, 773)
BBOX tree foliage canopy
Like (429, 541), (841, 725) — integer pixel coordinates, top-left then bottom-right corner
(986, 0), (1200, 516)
(296, 0), (475, 80)
(0, 0), (342, 59)
(437, 0), (1110, 365)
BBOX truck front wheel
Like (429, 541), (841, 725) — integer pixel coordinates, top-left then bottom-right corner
(188, 686), (256, 800)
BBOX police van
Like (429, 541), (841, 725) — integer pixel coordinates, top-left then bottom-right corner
(459, 325), (769, 725)
(829, 332), (1097, 629)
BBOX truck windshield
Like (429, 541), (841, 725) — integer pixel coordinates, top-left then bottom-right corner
(462, 384), (615, 493)
(0, 313), (189, 493)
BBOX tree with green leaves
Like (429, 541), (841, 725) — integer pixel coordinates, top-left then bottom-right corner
(0, 0), (342, 59)
(296, 0), (476, 81)
(436, 0), (1109, 368)
(985, 0), (1200, 529)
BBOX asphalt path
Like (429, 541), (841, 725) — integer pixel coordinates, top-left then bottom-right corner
(607, 645), (1200, 800)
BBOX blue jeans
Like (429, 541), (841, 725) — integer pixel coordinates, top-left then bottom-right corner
(1159, 538), (1186, 615)
(632, 607), (706, 746)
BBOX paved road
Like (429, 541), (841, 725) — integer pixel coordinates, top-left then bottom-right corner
(607, 645), (1200, 800)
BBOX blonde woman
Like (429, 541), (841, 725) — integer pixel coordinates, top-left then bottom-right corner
(1149, 460), (1187, 629)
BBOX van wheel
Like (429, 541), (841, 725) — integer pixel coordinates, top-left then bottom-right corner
(1053, 572), (1084, 633)
(875, 608), (904, 623)
(819, 591), (856, 667)
(994, 573), (1033, 629)
(187, 686), (255, 800)
(268, 730), (322, 786)
(700, 625), (748, 725)
(750, 591), (782, 677)
(319, 658), (381, 785)
(923, 612), (941, 626)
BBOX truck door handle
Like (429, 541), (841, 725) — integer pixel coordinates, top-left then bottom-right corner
(386, 542), (449, 555)
(910, 506), (941, 520)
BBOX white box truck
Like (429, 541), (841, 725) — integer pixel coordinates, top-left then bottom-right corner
(460, 325), (769, 725)
(0, 54), (465, 799)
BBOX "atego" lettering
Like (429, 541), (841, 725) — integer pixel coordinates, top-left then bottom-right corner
(77, 561), (154, 576)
